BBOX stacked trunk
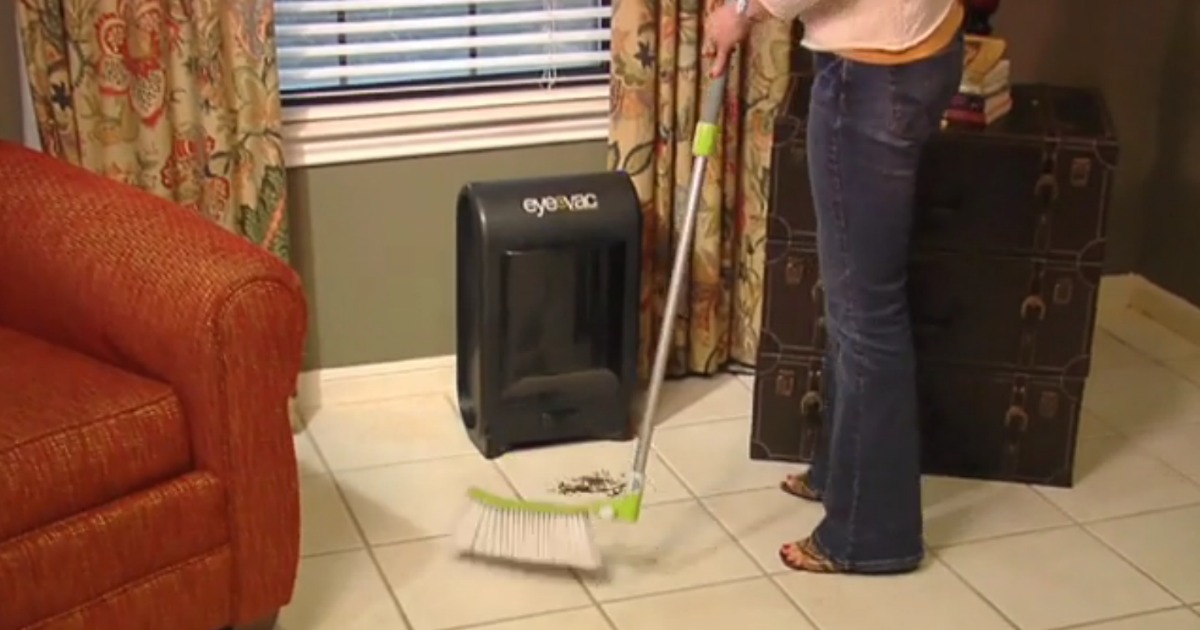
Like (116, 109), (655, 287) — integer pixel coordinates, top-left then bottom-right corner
(750, 49), (1120, 487)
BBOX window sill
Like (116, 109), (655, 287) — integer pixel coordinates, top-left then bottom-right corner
(281, 85), (611, 168)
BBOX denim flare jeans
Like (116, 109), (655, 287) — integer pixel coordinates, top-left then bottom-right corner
(802, 38), (964, 573)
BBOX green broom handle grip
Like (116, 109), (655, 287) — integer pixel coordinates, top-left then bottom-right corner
(692, 77), (727, 158)
(691, 0), (747, 158)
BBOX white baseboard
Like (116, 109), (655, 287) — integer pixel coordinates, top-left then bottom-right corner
(297, 354), (455, 413)
(1098, 272), (1200, 346)
(1096, 273), (1138, 315)
(296, 274), (1200, 412)
(1124, 276), (1200, 347)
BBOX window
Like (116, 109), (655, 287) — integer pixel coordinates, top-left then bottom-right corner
(277, 0), (614, 166)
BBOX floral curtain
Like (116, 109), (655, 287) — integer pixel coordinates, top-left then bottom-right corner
(609, 0), (793, 377)
(15, 0), (290, 260)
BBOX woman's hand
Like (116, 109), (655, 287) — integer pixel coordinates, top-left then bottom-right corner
(704, 1), (757, 78)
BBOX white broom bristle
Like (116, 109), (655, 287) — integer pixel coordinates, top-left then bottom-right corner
(454, 500), (602, 571)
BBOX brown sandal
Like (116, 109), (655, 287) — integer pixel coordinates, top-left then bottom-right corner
(778, 536), (840, 573)
(779, 472), (822, 502)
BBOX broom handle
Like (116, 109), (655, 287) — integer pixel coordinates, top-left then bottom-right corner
(631, 16), (742, 477)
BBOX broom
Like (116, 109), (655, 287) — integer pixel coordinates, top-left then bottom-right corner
(454, 5), (747, 570)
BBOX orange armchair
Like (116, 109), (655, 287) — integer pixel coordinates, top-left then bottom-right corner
(0, 142), (306, 630)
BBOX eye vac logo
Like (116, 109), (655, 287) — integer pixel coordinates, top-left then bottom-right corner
(521, 192), (600, 217)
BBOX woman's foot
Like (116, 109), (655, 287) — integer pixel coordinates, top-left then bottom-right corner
(779, 537), (923, 574)
(778, 537), (840, 573)
(779, 471), (822, 502)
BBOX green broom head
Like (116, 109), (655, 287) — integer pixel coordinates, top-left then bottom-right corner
(454, 477), (647, 571)
(465, 485), (644, 523)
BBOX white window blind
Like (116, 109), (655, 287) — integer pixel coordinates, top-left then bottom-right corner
(275, 0), (613, 100)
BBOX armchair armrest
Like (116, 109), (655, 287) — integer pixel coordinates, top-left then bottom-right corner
(0, 142), (307, 623)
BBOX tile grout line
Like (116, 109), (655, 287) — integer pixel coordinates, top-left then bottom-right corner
(688, 479), (1017, 630)
(571, 581), (621, 630)
(587, 573), (766, 607)
(1005, 433), (1198, 613)
(672, 481), (1199, 551)
(652, 412), (760, 434)
(927, 552), (1023, 630)
(690, 495), (823, 630)
(1104, 300), (1200, 347)
(1044, 423), (1200, 508)
(1093, 319), (1200, 397)
(303, 388), (477, 475)
(363, 526), (824, 607)
(1066, 376), (1200, 497)
(681, 453), (1174, 630)
(1077, 523), (1190, 608)
(694, 483), (804, 501)
(299, 544), (371, 562)
(485, 440), (621, 630)
(645, 436), (705, 502)
(1098, 324), (1161, 366)
(436, 605), (605, 630)
(1104, 328), (1200, 368)
(305, 385), (457, 415)
(333, 494), (418, 630)
(928, 522), (1079, 553)
(323, 451), (492, 477)
(304, 428), (418, 630)
(430, 572), (811, 629)
(1046, 604), (1194, 630)
(1010, 443), (1199, 612)
(1112, 431), (1200, 496)
(1076, 499), (1200, 527)
(683, 462), (835, 628)
(1023, 474), (1079, 520)
(937, 430), (1119, 626)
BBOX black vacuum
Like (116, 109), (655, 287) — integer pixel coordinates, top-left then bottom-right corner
(455, 172), (642, 459)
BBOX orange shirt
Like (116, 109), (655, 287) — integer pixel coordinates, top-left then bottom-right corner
(837, 0), (964, 66)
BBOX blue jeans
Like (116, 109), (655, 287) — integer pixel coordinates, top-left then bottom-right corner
(803, 41), (963, 573)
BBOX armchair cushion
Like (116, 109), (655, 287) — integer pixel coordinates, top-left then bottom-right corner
(0, 326), (191, 542)
(0, 473), (228, 630)
(0, 140), (306, 626)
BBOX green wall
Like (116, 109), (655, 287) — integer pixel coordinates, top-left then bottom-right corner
(2, 0), (1197, 370)
(992, 0), (1178, 284)
(288, 144), (607, 369)
(0, 6), (23, 144)
(1140, 0), (1200, 308)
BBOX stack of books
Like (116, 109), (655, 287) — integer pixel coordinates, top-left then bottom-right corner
(945, 34), (1011, 127)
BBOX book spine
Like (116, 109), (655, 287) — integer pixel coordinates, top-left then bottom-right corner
(944, 109), (988, 125)
(950, 94), (987, 112)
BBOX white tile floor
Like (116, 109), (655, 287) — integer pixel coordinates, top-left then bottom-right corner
(284, 307), (1200, 630)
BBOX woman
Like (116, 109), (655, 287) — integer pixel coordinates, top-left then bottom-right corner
(706, 0), (965, 574)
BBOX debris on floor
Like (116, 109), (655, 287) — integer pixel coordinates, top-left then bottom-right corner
(551, 469), (628, 497)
